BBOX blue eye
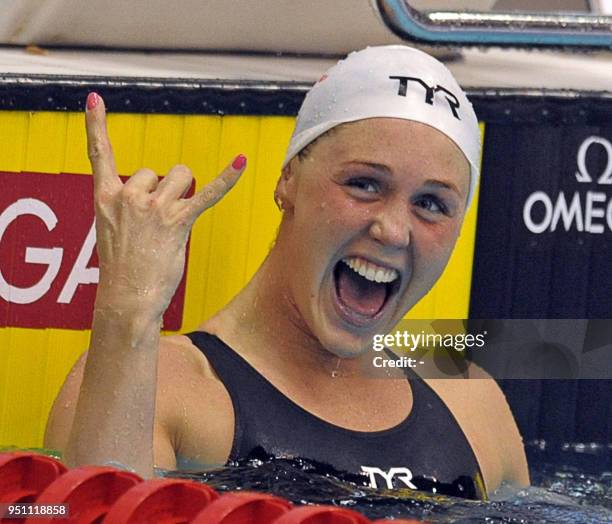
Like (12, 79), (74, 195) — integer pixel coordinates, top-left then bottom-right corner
(415, 195), (448, 215)
(347, 178), (379, 194)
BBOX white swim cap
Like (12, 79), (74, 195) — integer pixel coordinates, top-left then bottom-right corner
(283, 45), (481, 206)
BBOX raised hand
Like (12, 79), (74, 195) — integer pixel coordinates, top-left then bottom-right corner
(56, 93), (246, 475)
(85, 92), (246, 321)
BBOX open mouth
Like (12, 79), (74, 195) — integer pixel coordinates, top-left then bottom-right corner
(333, 256), (401, 327)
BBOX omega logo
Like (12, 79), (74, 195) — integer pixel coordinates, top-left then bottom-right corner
(523, 136), (612, 234)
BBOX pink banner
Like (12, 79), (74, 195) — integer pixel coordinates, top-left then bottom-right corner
(0, 171), (189, 330)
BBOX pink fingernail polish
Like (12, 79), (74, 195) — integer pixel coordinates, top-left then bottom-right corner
(86, 92), (100, 110)
(232, 154), (247, 170)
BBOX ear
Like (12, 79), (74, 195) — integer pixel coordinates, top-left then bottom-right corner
(275, 159), (299, 212)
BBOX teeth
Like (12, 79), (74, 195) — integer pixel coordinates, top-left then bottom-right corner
(341, 257), (398, 284)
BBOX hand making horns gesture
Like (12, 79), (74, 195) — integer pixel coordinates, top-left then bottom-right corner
(85, 92), (246, 320)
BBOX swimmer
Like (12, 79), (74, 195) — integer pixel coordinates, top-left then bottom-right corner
(45, 46), (529, 499)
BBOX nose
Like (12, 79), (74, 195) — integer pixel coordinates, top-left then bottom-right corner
(369, 198), (411, 249)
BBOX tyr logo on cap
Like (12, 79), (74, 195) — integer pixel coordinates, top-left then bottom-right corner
(389, 76), (461, 120)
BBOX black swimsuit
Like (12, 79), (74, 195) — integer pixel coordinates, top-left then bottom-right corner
(186, 331), (486, 499)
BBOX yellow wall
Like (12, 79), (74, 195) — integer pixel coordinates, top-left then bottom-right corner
(0, 111), (482, 448)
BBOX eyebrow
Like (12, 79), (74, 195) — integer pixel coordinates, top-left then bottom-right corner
(342, 161), (392, 175)
(422, 179), (462, 197)
(343, 161), (463, 197)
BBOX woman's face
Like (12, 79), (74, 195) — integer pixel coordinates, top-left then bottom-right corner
(277, 118), (471, 358)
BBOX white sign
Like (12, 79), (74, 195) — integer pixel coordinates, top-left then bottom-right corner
(523, 136), (612, 234)
(0, 198), (98, 305)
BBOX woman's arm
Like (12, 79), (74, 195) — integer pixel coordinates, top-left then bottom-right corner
(44, 335), (204, 473)
(45, 93), (245, 477)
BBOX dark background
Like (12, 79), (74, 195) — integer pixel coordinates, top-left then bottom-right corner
(472, 122), (612, 450)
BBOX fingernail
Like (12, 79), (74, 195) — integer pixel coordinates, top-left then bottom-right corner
(86, 92), (100, 111)
(232, 154), (247, 170)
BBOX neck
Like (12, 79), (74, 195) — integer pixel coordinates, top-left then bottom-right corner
(201, 237), (367, 380)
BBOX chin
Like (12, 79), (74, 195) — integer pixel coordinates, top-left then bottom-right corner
(307, 267), (403, 359)
(315, 323), (376, 359)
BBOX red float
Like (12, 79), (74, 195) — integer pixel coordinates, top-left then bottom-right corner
(274, 505), (371, 524)
(191, 491), (292, 523)
(25, 465), (141, 523)
(0, 452), (67, 504)
(104, 478), (218, 523)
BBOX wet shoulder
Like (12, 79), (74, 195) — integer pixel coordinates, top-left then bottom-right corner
(159, 333), (220, 380)
(156, 333), (234, 414)
(157, 333), (235, 466)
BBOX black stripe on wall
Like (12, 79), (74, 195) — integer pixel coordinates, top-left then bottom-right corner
(472, 122), (612, 446)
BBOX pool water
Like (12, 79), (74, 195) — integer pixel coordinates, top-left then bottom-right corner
(164, 442), (611, 523)
(3, 443), (609, 522)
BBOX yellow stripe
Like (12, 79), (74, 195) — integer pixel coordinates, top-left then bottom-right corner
(474, 468), (489, 501)
(0, 111), (483, 447)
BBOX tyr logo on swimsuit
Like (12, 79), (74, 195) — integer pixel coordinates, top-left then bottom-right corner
(360, 465), (417, 489)
(388, 76), (461, 120)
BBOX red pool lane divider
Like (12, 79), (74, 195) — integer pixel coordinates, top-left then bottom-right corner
(0, 453), (67, 504)
(25, 466), (142, 524)
(191, 491), (292, 523)
(0, 453), (67, 524)
(104, 478), (219, 523)
(274, 506), (371, 523)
